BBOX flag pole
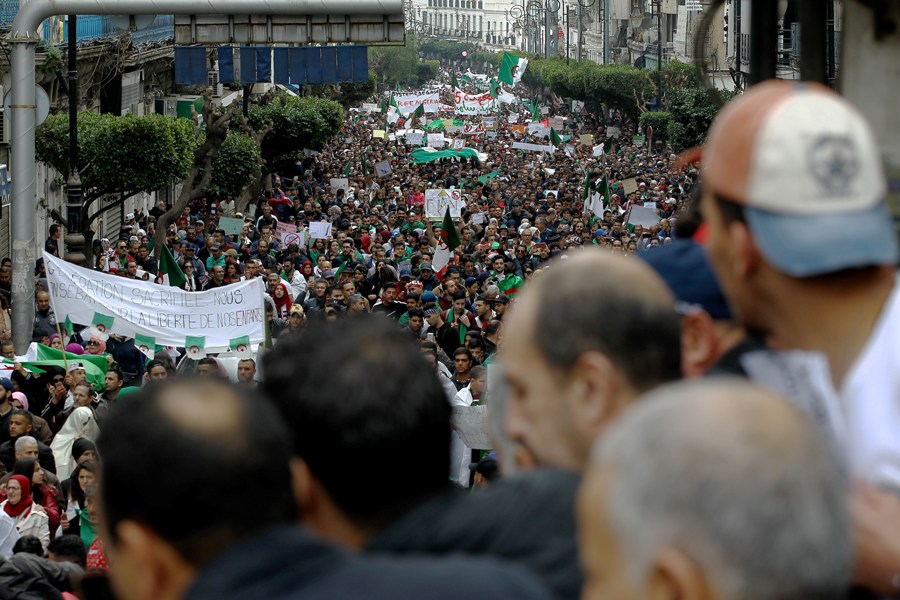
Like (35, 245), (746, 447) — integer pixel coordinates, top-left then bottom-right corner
(55, 322), (68, 373)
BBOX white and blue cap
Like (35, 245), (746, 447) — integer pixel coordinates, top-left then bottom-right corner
(703, 80), (898, 277)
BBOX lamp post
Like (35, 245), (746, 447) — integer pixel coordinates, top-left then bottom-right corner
(64, 15), (85, 266)
(654, 0), (662, 110)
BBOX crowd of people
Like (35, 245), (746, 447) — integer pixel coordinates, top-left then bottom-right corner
(0, 72), (895, 600)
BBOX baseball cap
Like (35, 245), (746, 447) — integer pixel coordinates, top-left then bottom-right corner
(703, 80), (898, 277)
(419, 263), (433, 272)
(640, 240), (731, 320)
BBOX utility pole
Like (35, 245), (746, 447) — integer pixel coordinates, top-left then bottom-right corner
(656, 0), (662, 109)
(576, 1), (583, 62)
(64, 15), (85, 266)
(602, 0), (609, 64)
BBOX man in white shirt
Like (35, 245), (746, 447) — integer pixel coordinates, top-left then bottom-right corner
(450, 366), (486, 487)
(700, 80), (900, 596)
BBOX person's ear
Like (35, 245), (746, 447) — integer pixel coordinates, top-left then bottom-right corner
(730, 221), (762, 280)
(569, 351), (623, 439)
(646, 547), (714, 600)
(111, 521), (196, 600)
(680, 311), (718, 378)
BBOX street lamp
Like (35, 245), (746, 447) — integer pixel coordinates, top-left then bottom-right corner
(654, 0), (662, 110)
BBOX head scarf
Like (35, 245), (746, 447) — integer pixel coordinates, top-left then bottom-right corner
(72, 438), (97, 462)
(50, 406), (101, 480)
(48, 333), (60, 346)
(65, 343), (85, 355)
(11, 392), (27, 412)
(271, 282), (293, 318)
(87, 336), (106, 354)
(3, 475), (33, 518)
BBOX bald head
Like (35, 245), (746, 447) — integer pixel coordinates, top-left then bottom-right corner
(512, 249), (680, 392)
(580, 379), (850, 600)
(501, 250), (681, 471)
(98, 379), (296, 572)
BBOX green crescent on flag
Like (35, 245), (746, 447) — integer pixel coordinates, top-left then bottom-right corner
(185, 335), (207, 359)
(135, 333), (156, 360)
(229, 335), (251, 356)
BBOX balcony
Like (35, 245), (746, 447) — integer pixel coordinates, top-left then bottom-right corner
(0, 4), (174, 45)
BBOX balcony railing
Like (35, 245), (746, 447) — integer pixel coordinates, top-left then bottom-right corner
(0, 5), (173, 45)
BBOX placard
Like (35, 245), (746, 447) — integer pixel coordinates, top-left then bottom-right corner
(511, 142), (555, 154)
(622, 178), (639, 195)
(375, 160), (393, 177)
(425, 189), (463, 219)
(427, 133), (446, 147)
(579, 134), (594, 145)
(632, 135), (646, 147)
(329, 178), (349, 193)
(218, 217), (244, 236)
(43, 252), (265, 353)
(606, 126), (621, 138)
(451, 405), (492, 450)
(372, 129), (386, 139)
(405, 132), (424, 145)
(471, 212), (487, 225)
(549, 116), (565, 130)
(627, 205), (659, 228)
(309, 221), (333, 239)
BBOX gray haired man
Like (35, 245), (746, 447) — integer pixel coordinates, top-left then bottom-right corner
(578, 379), (851, 600)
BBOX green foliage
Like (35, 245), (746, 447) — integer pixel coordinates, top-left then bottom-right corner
(209, 133), (260, 197)
(417, 60), (440, 84)
(665, 87), (738, 152)
(305, 71), (376, 108)
(523, 59), (655, 118)
(245, 94), (344, 174)
(662, 60), (702, 94)
(368, 35), (442, 89)
(639, 112), (671, 142)
(36, 112), (195, 199)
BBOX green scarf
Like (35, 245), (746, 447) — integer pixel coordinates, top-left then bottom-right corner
(447, 307), (467, 345)
(80, 506), (98, 548)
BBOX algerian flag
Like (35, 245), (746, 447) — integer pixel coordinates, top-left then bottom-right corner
(62, 315), (74, 337)
(90, 312), (114, 340)
(343, 162), (352, 176)
(396, 82), (402, 92)
(33, 345), (108, 390)
(432, 208), (461, 278)
(598, 175), (612, 209)
(229, 335), (251, 356)
(410, 147), (487, 164)
(477, 170), (500, 184)
(489, 79), (501, 98)
(425, 119), (444, 132)
(185, 335), (207, 359)
(411, 103), (425, 120)
(135, 333), (156, 360)
(550, 128), (562, 147)
(158, 245), (186, 288)
(497, 273), (524, 298)
(499, 52), (528, 85)
(451, 73), (460, 89)
(461, 74), (472, 83)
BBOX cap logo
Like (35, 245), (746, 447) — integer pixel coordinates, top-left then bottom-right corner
(807, 134), (859, 198)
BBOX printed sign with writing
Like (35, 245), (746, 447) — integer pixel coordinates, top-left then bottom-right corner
(329, 178), (349, 193)
(405, 132), (424, 145)
(427, 133), (446, 147)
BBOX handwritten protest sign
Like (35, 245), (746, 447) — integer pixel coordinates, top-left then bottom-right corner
(451, 405), (492, 450)
(308, 221), (333, 239)
(329, 178), (349, 193)
(425, 189), (463, 219)
(622, 178), (639, 195)
(43, 253), (265, 352)
(374, 160), (392, 177)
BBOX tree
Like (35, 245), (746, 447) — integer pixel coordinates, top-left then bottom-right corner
(666, 86), (738, 152)
(244, 94), (344, 177)
(36, 112), (194, 261)
(208, 133), (261, 199)
(152, 88), (240, 255)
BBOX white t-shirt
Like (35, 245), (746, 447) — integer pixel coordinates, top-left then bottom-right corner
(840, 281), (900, 490)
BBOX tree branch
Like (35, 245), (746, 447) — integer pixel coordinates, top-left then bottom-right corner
(86, 190), (138, 226)
(49, 209), (69, 230)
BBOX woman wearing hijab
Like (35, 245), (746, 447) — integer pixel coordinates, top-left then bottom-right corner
(64, 342), (84, 356)
(271, 281), (293, 318)
(50, 406), (100, 480)
(84, 336), (106, 355)
(0, 475), (49, 551)
(11, 458), (60, 537)
(48, 333), (63, 350)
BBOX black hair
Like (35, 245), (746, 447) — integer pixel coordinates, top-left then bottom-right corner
(98, 380), (296, 567)
(262, 317), (451, 530)
(70, 460), (101, 509)
(453, 347), (474, 362)
(12, 458), (44, 504)
(145, 359), (169, 374)
(10, 408), (32, 425)
(13, 536), (43, 556)
(407, 308), (425, 319)
(106, 366), (124, 383)
(48, 534), (88, 567)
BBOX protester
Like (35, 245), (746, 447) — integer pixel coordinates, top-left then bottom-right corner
(99, 378), (551, 600)
(1, 475), (49, 551)
(700, 80), (900, 595)
(579, 379), (851, 600)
